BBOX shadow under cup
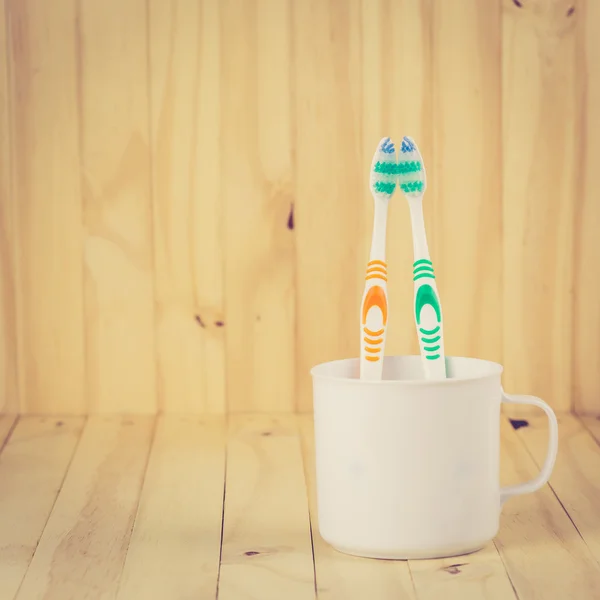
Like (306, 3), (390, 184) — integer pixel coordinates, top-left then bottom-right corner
(310, 355), (507, 560)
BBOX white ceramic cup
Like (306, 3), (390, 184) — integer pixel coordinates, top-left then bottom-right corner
(310, 355), (558, 560)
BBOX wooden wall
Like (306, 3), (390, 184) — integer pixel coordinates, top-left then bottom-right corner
(0, 0), (597, 415)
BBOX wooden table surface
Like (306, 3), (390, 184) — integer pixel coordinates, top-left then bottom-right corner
(0, 412), (599, 599)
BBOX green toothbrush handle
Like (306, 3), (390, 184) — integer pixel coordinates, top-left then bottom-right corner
(413, 259), (446, 378)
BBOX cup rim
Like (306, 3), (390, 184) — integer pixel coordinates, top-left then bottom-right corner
(310, 354), (504, 386)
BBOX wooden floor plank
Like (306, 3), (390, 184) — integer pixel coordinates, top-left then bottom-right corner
(516, 414), (600, 567)
(15, 416), (154, 600)
(117, 416), (225, 600)
(495, 417), (600, 599)
(298, 415), (415, 600)
(218, 415), (315, 600)
(0, 417), (83, 599)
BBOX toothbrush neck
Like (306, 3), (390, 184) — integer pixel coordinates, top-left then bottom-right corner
(408, 199), (430, 260)
(369, 198), (389, 261)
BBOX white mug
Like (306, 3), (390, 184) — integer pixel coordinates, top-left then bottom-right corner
(310, 355), (558, 560)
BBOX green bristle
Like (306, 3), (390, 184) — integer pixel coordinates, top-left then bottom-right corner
(374, 181), (396, 194)
(400, 181), (423, 194)
(374, 161), (397, 175)
(396, 160), (422, 174)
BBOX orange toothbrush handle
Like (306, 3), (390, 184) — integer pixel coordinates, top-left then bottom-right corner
(360, 260), (388, 378)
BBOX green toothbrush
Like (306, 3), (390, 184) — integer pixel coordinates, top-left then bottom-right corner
(397, 136), (446, 379)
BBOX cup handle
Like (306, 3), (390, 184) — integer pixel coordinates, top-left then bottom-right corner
(499, 391), (559, 507)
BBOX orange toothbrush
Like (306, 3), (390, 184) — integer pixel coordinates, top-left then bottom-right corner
(360, 137), (397, 380)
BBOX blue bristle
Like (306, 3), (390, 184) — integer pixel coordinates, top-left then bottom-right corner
(381, 137), (395, 154)
(401, 137), (415, 153)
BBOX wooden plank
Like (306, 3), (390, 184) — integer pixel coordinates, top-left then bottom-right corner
(495, 418), (600, 599)
(432, 0), (502, 365)
(0, 0), (19, 414)
(573, 0), (600, 413)
(149, 0), (225, 413)
(219, 415), (315, 599)
(117, 416), (225, 600)
(298, 415), (415, 600)
(79, 0), (156, 413)
(6, 0), (86, 414)
(222, 0), (295, 412)
(516, 414), (600, 565)
(502, 0), (576, 411)
(15, 416), (154, 599)
(295, 0), (362, 411)
(0, 417), (83, 599)
(359, 0), (431, 359)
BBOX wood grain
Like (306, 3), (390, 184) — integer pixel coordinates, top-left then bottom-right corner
(0, 417), (83, 599)
(149, 0), (225, 413)
(15, 416), (154, 600)
(516, 414), (600, 565)
(2, 1), (600, 416)
(573, 0), (600, 414)
(222, 0), (295, 413)
(298, 415), (416, 600)
(295, 0), (362, 411)
(502, 0), (577, 411)
(409, 544), (516, 600)
(6, 0), (86, 414)
(432, 0), (502, 364)
(117, 416), (225, 599)
(0, 0), (18, 414)
(360, 0), (431, 360)
(496, 418), (600, 599)
(0, 414), (600, 596)
(79, 0), (156, 413)
(219, 415), (314, 599)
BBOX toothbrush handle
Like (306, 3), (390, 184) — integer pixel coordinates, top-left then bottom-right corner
(413, 259), (446, 378)
(360, 260), (388, 380)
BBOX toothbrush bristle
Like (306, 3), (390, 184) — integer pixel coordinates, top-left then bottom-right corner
(397, 135), (426, 197)
(374, 161), (397, 175)
(400, 181), (424, 194)
(396, 160), (421, 174)
(400, 137), (415, 153)
(370, 137), (397, 199)
(374, 181), (396, 194)
(381, 138), (395, 154)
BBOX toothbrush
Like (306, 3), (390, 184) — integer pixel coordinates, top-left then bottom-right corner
(397, 136), (446, 379)
(359, 137), (397, 380)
